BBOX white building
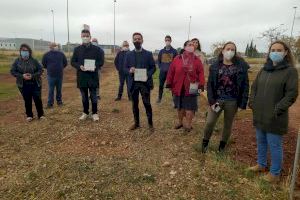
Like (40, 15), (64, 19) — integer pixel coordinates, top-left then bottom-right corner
(0, 42), (17, 50)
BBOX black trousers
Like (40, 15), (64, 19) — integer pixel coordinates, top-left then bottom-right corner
(158, 70), (168, 100)
(131, 83), (153, 126)
(79, 87), (98, 114)
(19, 82), (44, 118)
(117, 72), (130, 99)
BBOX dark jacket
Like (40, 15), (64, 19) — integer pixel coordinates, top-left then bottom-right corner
(114, 50), (129, 74)
(11, 57), (43, 88)
(158, 46), (178, 72)
(249, 60), (298, 135)
(207, 58), (250, 109)
(124, 49), (156, 92)
(42, 50), (67, 77)
(71, 43), (104, 88)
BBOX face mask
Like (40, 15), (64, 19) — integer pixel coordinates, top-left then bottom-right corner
(122, 47), (129, 51)
(269, 52), (285, 63)
(184, 46), (194, 53)
(20, 51), (29, 59)
(53, 46), (59, 51)
(223, 50), (235, 60)
(92, 42), (98, 46)
(165, 41), (171, 46)
(82, 37), (91, 44)
(133, 42), (142, 50)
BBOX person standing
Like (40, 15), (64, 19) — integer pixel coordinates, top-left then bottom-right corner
(157, 35), (177, 103)
(247, 41), (298, 183)
(42, 42), (67, 108)
(71, 29), (104, 121)
(11, 44), (45, 122)
(124, 32), (156, 131)
(91, 38), (105, 100)
(196, 41), (250, 153)
(114, 41), (131, 101)
(166, 40), (205, 132)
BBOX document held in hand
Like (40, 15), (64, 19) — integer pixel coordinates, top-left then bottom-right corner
(134, 68), (147, 82)
(84, 59), (96, 71)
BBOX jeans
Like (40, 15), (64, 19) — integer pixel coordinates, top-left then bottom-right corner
(79, 87), (98, 114)
(256, 128), (283, 176)
(19, 82), (44, 118)
(203, 100), (238, 142)
(131, 83), (153, 126)
(158, 70), (168, 100)
(47, 75), (63, 106)
(117, 72), (130, 99)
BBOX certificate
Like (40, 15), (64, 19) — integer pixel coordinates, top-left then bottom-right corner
(134, 68), (147, 82)
(84, 59), (96, 71)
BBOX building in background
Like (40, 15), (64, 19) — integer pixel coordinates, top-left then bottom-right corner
(0, 38), (51, 51)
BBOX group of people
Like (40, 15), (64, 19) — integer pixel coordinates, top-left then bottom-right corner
(10, 29), (298, 184)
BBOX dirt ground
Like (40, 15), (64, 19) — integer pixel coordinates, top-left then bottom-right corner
(0, 62), (299, 199)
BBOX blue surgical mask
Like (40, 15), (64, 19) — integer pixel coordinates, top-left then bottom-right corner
(20, 51), (29, 59)
(269, 52), (285, 63)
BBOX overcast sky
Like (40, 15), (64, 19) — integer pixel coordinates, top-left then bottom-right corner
(0, 0), (299, 53)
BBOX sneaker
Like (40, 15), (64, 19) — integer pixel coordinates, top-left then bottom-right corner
(115, 97), (121, 101)
(79, 113), (88, 120)
(262, 173), (280, 184)
(129, 123), (140, 131)
(92, 114), (99, 122)
(26, 117), (33, 122)
(39, 116), (46, 120)
(246, 165), (267, 173)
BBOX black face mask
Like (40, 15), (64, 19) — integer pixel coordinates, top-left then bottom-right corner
(133, 42), (141, 50)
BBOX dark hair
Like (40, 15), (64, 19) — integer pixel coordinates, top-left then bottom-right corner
(81, 29), (90, 35)
(165, 35), (172, 40)
(19, 43), (32, 58)
(191, 38), (201, 51)
(180, 40), (191, 54)
(132, 32), (143, 39)
(267, 40), (295, 67)
(218, 41), (239, 63)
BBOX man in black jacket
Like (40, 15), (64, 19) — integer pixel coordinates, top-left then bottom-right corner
(71, 29), (104, 121)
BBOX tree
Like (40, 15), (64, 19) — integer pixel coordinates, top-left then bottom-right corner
(259, 26), (287, 44)
(211, 41), (226, 56)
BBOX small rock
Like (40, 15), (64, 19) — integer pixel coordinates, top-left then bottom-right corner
(170, 170), (177, 176)
(101, 141), (106, 145)
(162, 162), (171, 167)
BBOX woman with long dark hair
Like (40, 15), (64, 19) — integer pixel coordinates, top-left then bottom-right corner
(11, 44), (45, 122)
(247, 40), (298, 183)
(196, 41), (250, 152)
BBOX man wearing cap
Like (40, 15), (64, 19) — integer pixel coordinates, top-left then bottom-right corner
(42, 42), (67, 108)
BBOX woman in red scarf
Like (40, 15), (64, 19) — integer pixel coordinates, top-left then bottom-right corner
(166, 41), (205, 132)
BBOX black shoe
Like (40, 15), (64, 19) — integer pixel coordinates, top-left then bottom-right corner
(148, 124), (155, 132)
(57, 102), (63, 106)
(115, 97), (121, 101)
(202, 139), (209, 153)
(218, 141), (227, 152)
(98, 96), (101, 100)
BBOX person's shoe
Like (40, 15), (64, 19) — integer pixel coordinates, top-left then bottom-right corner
(246, 165), (268, 173)
(174, 124), (183, 129)
(156, 98), (161, 104)
(57, 102), (63, 106)
(202, 139), (209, 153)
(115, 97), (121, 101)
(92, 114), (99, 122)
(262, 173), (280, 184)
(46, 105), (53, 109)
(218, 141), (227, 152)
(148, 124), (155, 132)
(79, 113), (88, 120)
(97, 96), (101, 100)
(39, 116), (46, 120)
(129, 123), (140, 131)
(26, 117), (33, 122)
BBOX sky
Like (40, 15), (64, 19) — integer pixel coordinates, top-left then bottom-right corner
(0, 0), (299, 53)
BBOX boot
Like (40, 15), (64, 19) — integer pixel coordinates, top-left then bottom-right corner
(218, 141), (227, 152)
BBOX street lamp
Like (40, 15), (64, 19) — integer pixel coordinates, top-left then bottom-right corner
(113, 0), (116, 56)
(290, 6), (297, 39)
(188, 16), (192, 40)
(66, 0), (70, 59)
(51, 9), (56, 43)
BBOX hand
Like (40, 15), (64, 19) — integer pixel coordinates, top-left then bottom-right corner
(129, 67), (135, 74)
(80, 65), (86, 71)
(23, 73), (32, 80)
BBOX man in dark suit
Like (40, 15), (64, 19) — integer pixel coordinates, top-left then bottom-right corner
(124, 32), (156, 131)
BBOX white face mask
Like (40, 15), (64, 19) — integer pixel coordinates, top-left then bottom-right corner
(82, 37), (91, 44)
(53, 46), (59, 51)
(165, 41), (171, 46)
(223, 50), (235, 60)
(122, 47), (129, 51)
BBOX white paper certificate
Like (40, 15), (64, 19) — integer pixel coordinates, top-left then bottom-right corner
(84, 59), (96, 71)
(134, 69), (147, 82)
